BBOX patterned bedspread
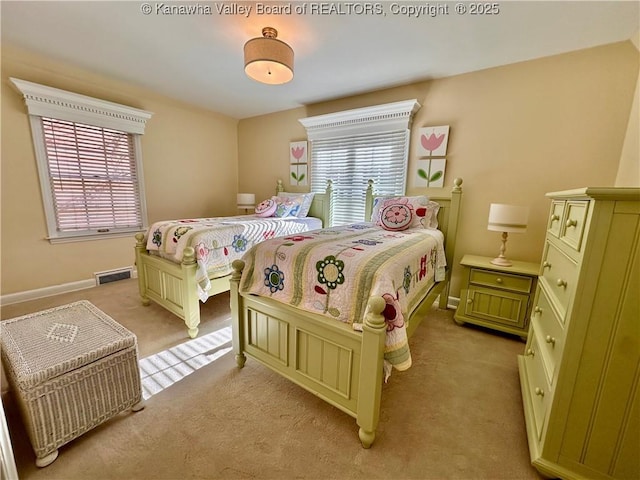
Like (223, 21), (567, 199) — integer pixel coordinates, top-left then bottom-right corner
(239, 223), (446, 374)
(145, 215), (322, 301)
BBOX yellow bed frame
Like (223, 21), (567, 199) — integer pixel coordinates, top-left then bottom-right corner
(134, 180), (334, 338)
(229, 178), (463, 448)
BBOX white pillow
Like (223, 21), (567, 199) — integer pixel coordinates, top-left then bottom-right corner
(277, 192), (315, 218)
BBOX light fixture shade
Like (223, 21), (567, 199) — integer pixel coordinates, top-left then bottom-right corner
(237, 193), (256, 209)
(244, 27), (294, 85)
(487, 204), (529, 233)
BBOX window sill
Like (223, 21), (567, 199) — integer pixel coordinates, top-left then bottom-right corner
(46, 230), (145, 244)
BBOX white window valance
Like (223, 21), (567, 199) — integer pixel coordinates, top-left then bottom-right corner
(10, 78), (153, 135)
(299, 99), (421, 140)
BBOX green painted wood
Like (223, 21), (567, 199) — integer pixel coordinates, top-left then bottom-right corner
(229, 180), (465, 447)
(454, 254), (539, 338)
(519, 188), (640, 480)
(230, 259), (246, 368)
(134, 181), (334, 337)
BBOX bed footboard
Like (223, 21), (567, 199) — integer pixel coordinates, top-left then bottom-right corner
(230, 259), (388, 448)
(135, 233), (202, 338)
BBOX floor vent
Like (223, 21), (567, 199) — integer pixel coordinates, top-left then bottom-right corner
(95, 268), (133, 286)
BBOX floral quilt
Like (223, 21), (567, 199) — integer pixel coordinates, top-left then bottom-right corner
(145, 215), (322, 301)
(239, 223), (446, 374)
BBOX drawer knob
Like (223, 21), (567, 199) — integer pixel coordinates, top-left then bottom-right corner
(534, 387), (545, 397)
(566, 219), (578, 228)
(545, 335), (556, 346)
(551, 214), (560, 222)
(556, 278), (568, 288)
(543, 261), (552, 270)
(526, 348), (535, 357)
(467, 298), (473, 304)
(534, 306), (542, 315)
(495, 277), (503, 284)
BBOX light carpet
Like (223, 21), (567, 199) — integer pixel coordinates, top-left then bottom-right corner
(1, 279), (542, 480)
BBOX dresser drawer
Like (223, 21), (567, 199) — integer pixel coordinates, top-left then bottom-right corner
(559, 200), (589, 252)
(531, 285), (565, 385)
(523, 333), (552, 440)
(547, 200), (565, 238)
(469, 268), (533, 294)
(540, 241), (578, 318)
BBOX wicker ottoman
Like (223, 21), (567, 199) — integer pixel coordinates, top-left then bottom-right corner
(0, 300), (144, 467)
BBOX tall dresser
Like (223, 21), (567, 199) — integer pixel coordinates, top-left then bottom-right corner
(518, 187), (639, 480)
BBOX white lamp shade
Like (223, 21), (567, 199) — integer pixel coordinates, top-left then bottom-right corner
(237, 193), (256, 208)
(487, 204), (529, 233)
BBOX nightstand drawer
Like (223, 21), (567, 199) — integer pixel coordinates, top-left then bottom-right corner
(469, 268), (533, 294)
(463, 287), (529, 329)
(540, 241), (577, 318)
(531, 285), (565, 385)
(547, 200), (565, 238)
(523, 333), (552, 440)
(559, 200), (588, 252)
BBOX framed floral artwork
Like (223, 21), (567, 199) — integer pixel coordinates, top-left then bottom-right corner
(418, 125), (449, 157)
(290, 164), (308, 186)
(414, 158), (446, 188)
(290, 141), (308, 164)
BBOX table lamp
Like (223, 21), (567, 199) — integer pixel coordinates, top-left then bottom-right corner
(487, 203), (529, 267)
(237, 193), (255, 214)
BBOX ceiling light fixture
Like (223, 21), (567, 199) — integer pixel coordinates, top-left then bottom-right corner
(244, 27), (294, 85)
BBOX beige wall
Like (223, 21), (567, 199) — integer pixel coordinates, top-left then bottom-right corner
(1, 45), (239, 295)
(616, 32), (640, 187)
(238, 41), (639, 297)
(2, 40), (637, 299)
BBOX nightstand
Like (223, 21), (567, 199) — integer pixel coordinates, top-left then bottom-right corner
(454, 254), (539, 339)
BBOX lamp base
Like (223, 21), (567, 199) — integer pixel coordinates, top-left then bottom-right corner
(491, 256), (513, 267)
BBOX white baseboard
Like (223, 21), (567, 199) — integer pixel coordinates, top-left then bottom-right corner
(0, 269), (138, 306)
(448, 296), (460, 309)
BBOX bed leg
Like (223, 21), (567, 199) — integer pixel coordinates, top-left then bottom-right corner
(230, 259), (246, 368)
(182, 247), (201, 338)
(356, 296), (386, 448)
(358, 428), (376, 449)
(134, 233), (151, 306)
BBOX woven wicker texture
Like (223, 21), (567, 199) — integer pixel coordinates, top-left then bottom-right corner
(0, 300), (142, 463)
(1, 300), (136, 389)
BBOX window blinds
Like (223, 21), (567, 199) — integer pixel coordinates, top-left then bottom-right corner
(310, 130), (409, 225)
(41, 117), (143, 232)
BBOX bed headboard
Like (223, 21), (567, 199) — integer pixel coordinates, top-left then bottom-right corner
(276, 179), (333, 227)
(364, 178), (464, 282)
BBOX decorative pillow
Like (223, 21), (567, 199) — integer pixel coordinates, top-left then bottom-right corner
(373, 195), (433, 230)
(378, 202), (414, 231)
(283, 196), (304, 217)
(273, 197), (295, 218)
(255, 198), (277, 217)
(277, 192), (315, 218)
(370, 196), (393, 223)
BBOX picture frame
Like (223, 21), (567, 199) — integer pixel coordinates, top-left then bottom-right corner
(418, 125), (449, 157)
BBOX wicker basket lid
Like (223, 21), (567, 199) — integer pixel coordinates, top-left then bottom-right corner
(1, 300), (137, 389)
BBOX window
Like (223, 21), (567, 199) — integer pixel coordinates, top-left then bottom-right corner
(11, 78), (153, 243)
(300, 100), (420, 226)
(41, 118), (142, 233)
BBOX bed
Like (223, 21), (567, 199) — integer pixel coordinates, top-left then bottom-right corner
(134, 180), (333, 338)
(229, 178), (463, 448)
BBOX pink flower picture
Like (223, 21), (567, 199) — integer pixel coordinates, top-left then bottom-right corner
(418, 125), (449, 156)
(289, 141), (307, 164)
